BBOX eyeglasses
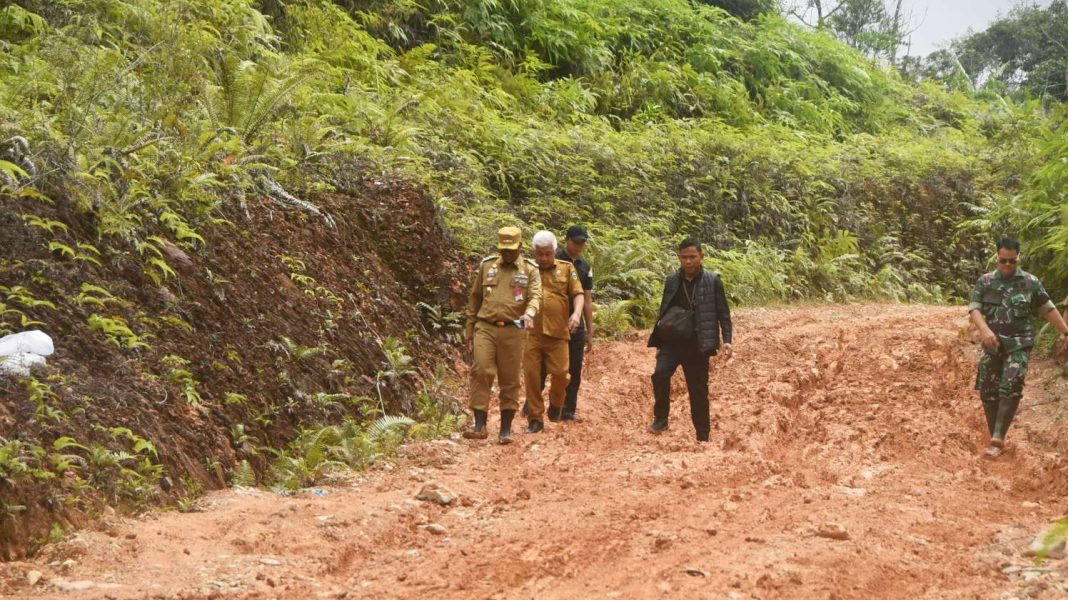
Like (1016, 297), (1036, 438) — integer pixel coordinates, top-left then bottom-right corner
(997, 258), (1019, 265)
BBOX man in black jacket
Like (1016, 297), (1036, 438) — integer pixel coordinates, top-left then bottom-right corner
(647, 238), (733, 442)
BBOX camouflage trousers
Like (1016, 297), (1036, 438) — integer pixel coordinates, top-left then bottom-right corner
(975, 346), (1032, 404)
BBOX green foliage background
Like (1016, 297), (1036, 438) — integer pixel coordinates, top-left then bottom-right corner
(3, 0), (1058, 336)
(0, 0), (1067, 555)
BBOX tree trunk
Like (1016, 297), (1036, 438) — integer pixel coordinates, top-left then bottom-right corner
(888, 0), (903, 65)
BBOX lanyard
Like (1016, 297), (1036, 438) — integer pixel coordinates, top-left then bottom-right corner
(682, 278), (696, 309)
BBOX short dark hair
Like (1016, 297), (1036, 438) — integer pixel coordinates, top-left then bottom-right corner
(678, 237), (702, 252)
(997, 237), (1021, 252)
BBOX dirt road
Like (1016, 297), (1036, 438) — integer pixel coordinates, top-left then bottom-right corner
(4, 304), (1068, 599)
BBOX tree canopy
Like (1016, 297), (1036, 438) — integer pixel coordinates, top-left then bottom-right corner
(914, 0), (1068, 101)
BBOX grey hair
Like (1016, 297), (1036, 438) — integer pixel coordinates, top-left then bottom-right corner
(532, 230), (557, 250)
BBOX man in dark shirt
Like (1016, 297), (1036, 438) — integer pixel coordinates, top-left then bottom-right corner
(647, 238), (733, 442)
(553, 225), (594, 421)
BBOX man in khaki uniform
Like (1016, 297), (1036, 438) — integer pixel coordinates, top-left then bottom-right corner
(523, 231), (584, 433)
(464, 226), (542, 444)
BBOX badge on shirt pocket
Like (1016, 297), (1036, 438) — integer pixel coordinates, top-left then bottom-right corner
(484, 268), (499, 292)
(513, 273), (528, 302)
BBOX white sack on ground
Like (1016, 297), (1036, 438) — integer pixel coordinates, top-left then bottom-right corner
(0, 330), (55, 377)
(0, 330), (54, 357)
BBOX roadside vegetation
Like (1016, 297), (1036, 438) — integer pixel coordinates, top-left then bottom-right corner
(0, 0), (1066, 557)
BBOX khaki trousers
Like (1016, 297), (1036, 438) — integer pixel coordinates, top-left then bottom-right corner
(469, 321), (526, 411)
(523, 333), (570, 419)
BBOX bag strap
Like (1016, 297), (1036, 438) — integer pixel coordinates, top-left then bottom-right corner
(682, 278), (696, 309)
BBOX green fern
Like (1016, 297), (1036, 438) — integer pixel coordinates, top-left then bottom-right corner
(368, 415), (416, 442)
(232, 460), (256, 487)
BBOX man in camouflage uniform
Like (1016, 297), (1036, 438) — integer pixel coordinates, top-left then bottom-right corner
(464, 226), (542, 444)
(968, 237), (1068, 458)
(523, 231), (584, 433)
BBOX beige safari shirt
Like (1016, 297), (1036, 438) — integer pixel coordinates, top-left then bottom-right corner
(465, 255), (542, 338)
(534, 259), (583, 340)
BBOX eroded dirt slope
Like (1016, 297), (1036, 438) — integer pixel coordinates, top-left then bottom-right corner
(4, 304), (1068, 599)
(1, 179), (467, 556)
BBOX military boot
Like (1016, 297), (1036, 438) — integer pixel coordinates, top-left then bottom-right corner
(981, 399), (998, 437)
(525, 419), (544, 434)
(499, 409), (516, 445)
(991, 397), (1020, 447)
(462, 409), (489, 440)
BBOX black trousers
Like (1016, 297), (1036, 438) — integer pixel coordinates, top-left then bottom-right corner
(651, 342), (710, 439)
(564, 328), (586, 414)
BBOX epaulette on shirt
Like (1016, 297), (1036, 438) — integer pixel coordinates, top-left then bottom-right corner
(481, 255), (498, 263)
(523, 257), (537, 267)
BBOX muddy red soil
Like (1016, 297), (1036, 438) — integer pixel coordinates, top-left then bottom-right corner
(3, 304), (1068, 599)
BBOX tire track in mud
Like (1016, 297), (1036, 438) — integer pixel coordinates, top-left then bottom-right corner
(5, 304), (1068, 599)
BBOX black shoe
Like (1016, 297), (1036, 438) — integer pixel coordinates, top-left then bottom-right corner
(547, 406), (562, 422)
(647, 418), (669, 434)
(561, 411), (581, 422)
(525, 419), (544, 434)
(696, 433), (710, 443)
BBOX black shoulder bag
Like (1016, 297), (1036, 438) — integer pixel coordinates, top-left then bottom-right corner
(656, 279), (696, 342)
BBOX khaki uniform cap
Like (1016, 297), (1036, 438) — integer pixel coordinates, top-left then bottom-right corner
(498, 226), (522, 250)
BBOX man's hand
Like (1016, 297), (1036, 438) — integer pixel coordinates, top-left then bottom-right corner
(721, 343), (733, 361)
(521, 314), (534, 329)
(981, 332), (999, 351)
(1055, 333), (1068, 364)
(568, 312), (582, 333)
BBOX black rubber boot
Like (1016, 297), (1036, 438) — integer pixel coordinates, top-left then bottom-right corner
(982, 400), (998, 437)
(499, 409), (516, 445)
(462, 409), (489, 440)
(547, 406), (562, 422)
(525, 419), (544, 434)
(991, 397), (1020, 445)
